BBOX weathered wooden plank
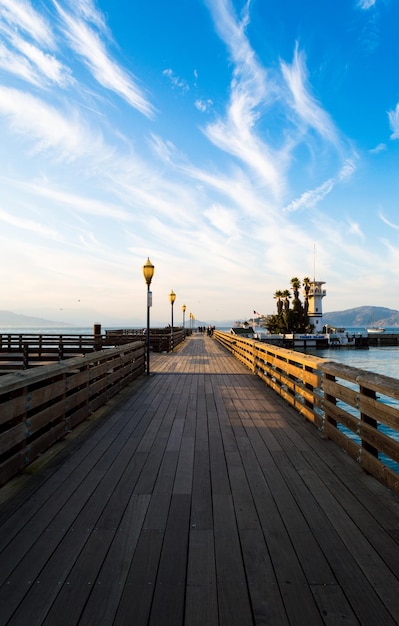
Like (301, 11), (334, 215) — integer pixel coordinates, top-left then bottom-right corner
(311, 583), (360, 625)
(0, 395), (27, 425)
(113, 529), (164, 625)
(239, 528), (289, 625)
(359, 394), (399, 430)
(148, 494), (191, 625)
(213, 494), (254, 626)
(185, 529), (218, 626)
(44, 494), (151, 626)
(190, 449), (213, 530)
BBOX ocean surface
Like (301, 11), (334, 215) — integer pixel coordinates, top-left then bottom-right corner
(299, 327), (399, 380)
(1, 325), (399, 380)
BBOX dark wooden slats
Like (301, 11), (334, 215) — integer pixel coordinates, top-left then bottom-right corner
(1, 334), (399, 625)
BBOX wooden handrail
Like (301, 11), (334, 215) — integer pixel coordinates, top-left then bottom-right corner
(0, 329), (188, 371)
(214, 330), (399, 496)
(0, 341), (145, 486)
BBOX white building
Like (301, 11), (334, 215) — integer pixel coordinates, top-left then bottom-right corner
(305, 280), (326, 333)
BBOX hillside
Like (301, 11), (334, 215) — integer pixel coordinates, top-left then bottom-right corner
(323, 306), (399, 328)
(0, 310), (69, 327)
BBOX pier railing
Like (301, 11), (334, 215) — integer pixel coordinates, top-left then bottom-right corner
(0, 341), (144, 486)
(0, 328), (187, 371)
(105, 328), (187, 353)
(214, 331), (399, 496)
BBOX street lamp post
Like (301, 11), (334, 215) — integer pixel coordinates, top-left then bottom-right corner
(142, 258), (155, 375)
(182, 304), (186, 331)
(169, 290), (176, 351)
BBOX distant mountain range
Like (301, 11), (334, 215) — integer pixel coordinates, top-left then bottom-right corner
(323, 306), (399, 328)
(0, 310), (70, 327)
(1, 306), (399, 329)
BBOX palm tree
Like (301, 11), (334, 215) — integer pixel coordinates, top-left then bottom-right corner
(274, 290), (284, 316)
(282, 289), (291, 311)
(303, 277), (311, 315)
(290, 277), (301, 301)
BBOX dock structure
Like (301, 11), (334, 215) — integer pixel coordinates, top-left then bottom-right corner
(1, 335), (399, 625)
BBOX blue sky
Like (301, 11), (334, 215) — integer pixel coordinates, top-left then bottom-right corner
(0, 0), (399, 326)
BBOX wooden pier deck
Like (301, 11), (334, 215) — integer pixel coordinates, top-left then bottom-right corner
(1, 334), (399, 625)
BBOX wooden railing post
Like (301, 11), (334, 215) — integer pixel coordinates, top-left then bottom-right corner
(23, 343), (29, 369)
(93, 324), (102, 351)
(360, 385), (378, 458)
(323, 372), (337, 431)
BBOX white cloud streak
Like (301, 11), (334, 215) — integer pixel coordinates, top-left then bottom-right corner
(0, 0), (54, 48)
(283, 159), (356, 213)
(388, 103), (399, 139)
(0, 207), (62, 240)
(357, 0), (376, 9)
(21, 180), (133, 221)
(379, 211), (399, 230)
(203, 0), (283, 196)
(280, 44), (338, 144)
(0, 86), (109, 161)
(163, 68), (189, 93)
(54, 1), (155, 117)
(0, 26), (74, 87)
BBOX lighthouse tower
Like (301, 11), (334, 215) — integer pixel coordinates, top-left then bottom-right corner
(305, 280), (326, 333)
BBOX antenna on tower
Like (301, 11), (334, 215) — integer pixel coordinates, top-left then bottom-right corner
(313, 243), (316, 282)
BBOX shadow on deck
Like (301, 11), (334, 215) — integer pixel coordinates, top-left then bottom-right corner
(1, 335), (399, 625)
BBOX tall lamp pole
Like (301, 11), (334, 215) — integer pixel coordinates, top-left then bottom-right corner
(182, 304), (186, 331)
(142, 258), (155, 375)
(169, 290), (176, 351)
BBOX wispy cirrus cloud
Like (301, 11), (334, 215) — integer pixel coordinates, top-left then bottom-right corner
(357, 0), (376, 9)
(19, 180), (133, 221)
(195, 98), (213, 113)
(0, 86), (109, 161)
(203, 0), (283, 196)
(0, 206), (62, 240)
(347, 220), (364, 238)
(0, 27), (73, 87)
(283, 159), (356, 213)
(379, 210), (399, 230)
(203, 0), (344, 204)
(0, 0), (71, 88)
(369, 142), (386, 154)
(0, 40), (44, 86)
(65, 0), (109, 34)
(0, 0), (54, 47)
(204, 203), (241, 238)
(388, 103), (399, 139)
(54, 1), (155, 117)
(280, 44), (338, 144)
(163, 68), (189, 93)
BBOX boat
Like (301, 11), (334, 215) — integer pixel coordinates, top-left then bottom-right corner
(367, 312), (385, 333)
